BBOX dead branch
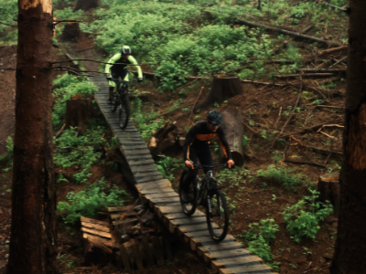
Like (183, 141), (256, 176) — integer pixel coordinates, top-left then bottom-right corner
(290, 141), (342, 156)
(317, 45), (348, 57)
(0, 67), (16, 70)
(241, 121), (258, 134)
(270, 83), (303, 148)
(53, 20), (83, 26)
(319, 1), (347, 12)
(318, 131), (337, 139)
(241, 79), (288, 87)
(175, 78), (198, 93)
(276, 73), (339, 78)
(190, 86), (204, 122)
(274, 106), (282, 129)
(236, 18), (337, 45)
(280, 120), (340, 139)
(284, 159), (326, 168)
(55, 124), (66, 139)
(298, 68), (345, 73)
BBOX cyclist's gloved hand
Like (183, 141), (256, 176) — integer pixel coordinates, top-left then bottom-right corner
(138, 77), (143, 83)
(227, 159), (235, 169)
(185, 160), (194, 170)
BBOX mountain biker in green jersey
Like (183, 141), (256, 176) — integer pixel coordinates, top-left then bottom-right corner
(105, 45), (143, 104)
(181, 110), (235, 201)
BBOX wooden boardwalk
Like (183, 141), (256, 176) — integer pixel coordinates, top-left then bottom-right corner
(91, 75), (276, 274)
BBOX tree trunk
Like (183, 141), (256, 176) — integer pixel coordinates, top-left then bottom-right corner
(219, 109), (244, 166)
(332, 0), (366, 272)
(7, 1), (57, 274)
(60, 22), (81, 42)
(317, 172), (340, 216)
(148, 122), (181, 158)
(73, 0), (99, 12)
(196, 75), (243, 111)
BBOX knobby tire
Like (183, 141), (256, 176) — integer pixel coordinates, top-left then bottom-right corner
(206, 190), (229, 242)
(179, 170), (197, 216)
(119, 94), (130, 129)
(111, 93), (118, 113)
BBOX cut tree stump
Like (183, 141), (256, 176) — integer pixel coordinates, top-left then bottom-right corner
(219, 109), (244, 166)
(148, 122), (181, 158)
(65, 98), (95, 134)
(73, 0), (99, 11)
(60, 22), (81, 42)
(196, 74), (243, 111)
(317, 172), (340, 216)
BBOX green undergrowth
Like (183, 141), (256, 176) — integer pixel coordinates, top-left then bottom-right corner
(251, 165), (312, 192)
(0, 0), (17, 45)
(282, 188), (333, 243)
(57, 177), (127, 225)
(239, 218), (280, 271)
(130, 97), (163, 140)
(54, 122), (111, 184)
(155, 155), (184, 182)
(0, 136), (14, 172)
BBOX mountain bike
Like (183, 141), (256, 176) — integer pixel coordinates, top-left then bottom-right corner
(107, 77), (137, 129)
(179, 162), (229, 242)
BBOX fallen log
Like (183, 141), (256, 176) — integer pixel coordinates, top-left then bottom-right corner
(317, 45), (348, 56)
(298, 68), (346, 73)
(148, 122), (180, 158)
(283, 159), (326, 168)
(319, 1), (347, 12)
(220, 109), (244, 166)
(236, 18), (336, 46)
(276, 73), (338, 78)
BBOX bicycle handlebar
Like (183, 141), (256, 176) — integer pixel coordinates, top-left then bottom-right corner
(106, 77), (138, 84)
(189, 161), (228, 169)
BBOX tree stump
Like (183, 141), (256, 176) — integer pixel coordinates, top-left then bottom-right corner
(196, 74), (243, 111)
(65, 98), (94, 134)
(60, 22), (81, 42)
(73, 0), (99, 11)
(219, 109), (244, 166)
(317, 172), (340, 216)
(148, 122), (181, 158)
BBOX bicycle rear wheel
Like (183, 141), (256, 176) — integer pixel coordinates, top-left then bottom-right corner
(119, 94), (130, 129)
(111, 93), (118, 113)
(179, 170), (197, 216)
(206, 190), (229, 242)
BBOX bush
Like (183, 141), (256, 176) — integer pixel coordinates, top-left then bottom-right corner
(155, 156), (184, 181)
(252, 165), (311, 191)
(282, 189), (333, 243)
(57, 177), (127, 225)
(54, 124), (110, 184)
(0, 136), (14, 171)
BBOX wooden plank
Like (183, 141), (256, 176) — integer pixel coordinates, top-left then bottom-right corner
(152, 236), (165, 266)
(119, 244), (132, 272)
(135, 178), (169, 189)
(195, 242), (243, 253)
(219, 263), (272, 274)
(110, 212), (136, 219)
(131, 165), (158, 173)
(124, 149), (153, 156)
(152, 197), (181, 204)
(129, 159), (155, 166)
(123, 145), (149, 150)
(144, 192), (179, 200)
(170, 216), (207, 226)
(125, 154), (152, 161)
(203, 248), (252, 262)
(81, 221), (110, 233)
(177, 223), (209, 233)
(112, 218), (139, 226)
(140, 188), (176, 196)
(83, 233), (120, 248)
(108, 206), (129, 212)
(155, 205), (184, 215)
(213, 256), (264, 269)
(81, 227), (112, 238)
(136, 176), (167, 184)
(165, 212), (204, 220)
(132, 240), (145, 271)
(80, 216), (109, 226)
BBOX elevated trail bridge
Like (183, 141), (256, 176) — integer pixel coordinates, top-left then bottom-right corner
(91, 75), (276, 274)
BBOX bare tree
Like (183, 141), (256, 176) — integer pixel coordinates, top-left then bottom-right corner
(6, 1), (57, 273)
(332, 0), (366, 273)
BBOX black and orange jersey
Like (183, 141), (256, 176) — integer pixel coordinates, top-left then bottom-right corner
(183, 121), (232, 161)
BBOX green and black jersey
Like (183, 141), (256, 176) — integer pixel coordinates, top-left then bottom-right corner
(105, 53), (142, 87)
(183, 121), (232, 161)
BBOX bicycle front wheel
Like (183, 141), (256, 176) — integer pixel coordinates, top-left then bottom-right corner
(179, 170), (197, 216)
(206, 190), (229, 242)
(119, 94), (130, 129)
(111, 93), (118, 113)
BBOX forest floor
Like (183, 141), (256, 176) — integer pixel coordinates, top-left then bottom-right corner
(0, 2), (348, 274)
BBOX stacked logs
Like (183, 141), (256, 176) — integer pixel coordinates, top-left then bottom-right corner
(81, 203), (174, 271)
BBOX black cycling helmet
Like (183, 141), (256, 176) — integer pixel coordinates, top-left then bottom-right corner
(121, 45), (131, 55)
(207, 110), (223, 125)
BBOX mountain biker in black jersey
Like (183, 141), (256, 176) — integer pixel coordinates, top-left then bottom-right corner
(105, 45), (143, 104)
(181, 110), (235, 200)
